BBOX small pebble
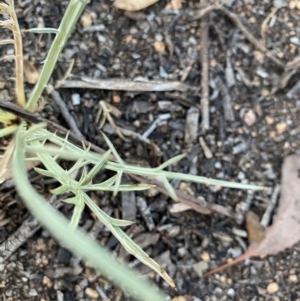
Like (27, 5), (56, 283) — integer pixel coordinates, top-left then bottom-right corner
(276, 122), (287, 133)
(227, 288), (235, 297)
(237, 171), (246, 180)
(96, 34), (106, 43)
(29, 288), (38, 297)
(155, 33), (164, 42)
(256, 67), (269, 78)
(112, 63), (121, 70)
(188, 35), (197, 45)
(232, 142), (247, 154)
(71, 93), (80, 106)
(290, 36), (300, 45)
(265, 116), (274, 125)
(85, 287), (99, 299)
(214, 287), (223, 296)
(177, 247), (186, 257)
(132, 53), (141, 59)
(214, 161), (222, 169)
(289, 274), (298, 283)
(243, 109), (256, 126)
(81, 12), (93, 27)
(267, 282), (279, 294)
(200, 251), (210, 262)
(129, 27), (138, 35)
(227, 247), (242, 258)
(274, 0), (288, 8)
(192, 261), (209, 276)
(159, 66), (168, 78)
(153, 41), (165, 53)
(57, 291), (64, 301)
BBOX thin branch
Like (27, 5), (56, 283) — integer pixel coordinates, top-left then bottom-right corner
(47, 85), (84, 138)
(59, 77), (197, 92)
(218, 5), (284, 69)
(200, 0), (210, 130)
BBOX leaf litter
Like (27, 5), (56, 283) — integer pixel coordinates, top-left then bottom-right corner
(206, 155), (300, 276)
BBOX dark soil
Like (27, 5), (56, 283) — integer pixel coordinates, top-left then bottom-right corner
(1, 0), (300, 300)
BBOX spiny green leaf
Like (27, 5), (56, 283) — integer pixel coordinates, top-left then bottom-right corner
(102, 132), (124, 165)
(155, 153), (186, 171)
(34, 167), (56, 178)
(113, 171), (123, 197)
(83, 193), (176, 289)
(84, 149), (111, 183)
(161, 176), (177, 201)
(50, 185), (70, 195)
(68, 197), (85, 230)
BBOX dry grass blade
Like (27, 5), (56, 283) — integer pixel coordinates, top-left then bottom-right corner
(0, 39), (14, 45)
(0, 0), (25, 106)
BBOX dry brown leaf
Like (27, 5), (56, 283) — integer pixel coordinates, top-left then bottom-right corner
(206, 155), (300, 276)
(113, 0), (159, 11)
(24, 59), (39, 84)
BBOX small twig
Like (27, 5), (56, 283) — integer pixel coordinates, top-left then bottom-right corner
(102, 123), (162, 155)
(60, 77), (197, 92)
(165, 92), (201, 109)
(218, 5), (284, 69)
(200, 0), (210, 130)
(216, 77), (235, 121)
(192, 2), (218, 20)
(47, 85), (84, 138)
(165, 13), (183, 57)
(142, 113), (171, 138)
(261, 7), (278, 45)
(137, 196), (155, 231)
(261, 185), (280, 228)
(184, 107), (200, 143)
(129, 174), (234, 218)
(199, 137), (213, 159)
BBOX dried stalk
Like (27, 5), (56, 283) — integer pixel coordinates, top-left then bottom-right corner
(0, 0), (25, 107)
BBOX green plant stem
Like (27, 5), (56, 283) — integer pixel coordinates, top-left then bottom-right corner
(13, 124), (169, 301)
(105, 162), (265, 191)
(25, 0), (88, 111)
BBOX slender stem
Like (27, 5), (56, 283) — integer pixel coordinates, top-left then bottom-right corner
(10, 0), (25, 107)
(13, 125), (168, 301)
(26, 0), (88, 111)
(103, 162), (264, 191)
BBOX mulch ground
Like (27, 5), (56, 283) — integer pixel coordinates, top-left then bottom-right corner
(1, 0), (300, 300)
